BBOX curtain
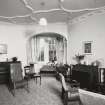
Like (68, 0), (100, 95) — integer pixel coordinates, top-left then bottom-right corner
(63, 38), (67, 64)
(56, 39), (64, 64)
(31, 37), (38, 63)
(26, 38), (32, 64)
(26, 37), (38, 64)
(27, 36), (66, 65)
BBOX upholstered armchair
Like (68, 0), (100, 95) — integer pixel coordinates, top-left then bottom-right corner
(59, 73), (83, 105)
(55, 64), (69, 80)
(9, 62), (29, 96)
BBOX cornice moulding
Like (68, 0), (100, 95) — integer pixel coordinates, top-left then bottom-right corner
(69, 7), (105, 25)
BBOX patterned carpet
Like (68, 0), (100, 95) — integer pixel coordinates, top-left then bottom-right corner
(1, 77), (105, 105)
(0, 77), (63, 105)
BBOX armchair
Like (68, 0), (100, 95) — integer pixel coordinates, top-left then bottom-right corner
(59, 73), (82, 105)
(9, 62), (29, 96)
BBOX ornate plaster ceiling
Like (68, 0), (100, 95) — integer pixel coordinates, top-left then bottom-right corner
(0, 0), (105, 24)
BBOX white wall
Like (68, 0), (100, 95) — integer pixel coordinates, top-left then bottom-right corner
(1, 12), (105, 68)
(67, 12), (105, 67)
(0, 23), (27, 66)
(0, 22), (68, 68)
(25, 23), (68, 39)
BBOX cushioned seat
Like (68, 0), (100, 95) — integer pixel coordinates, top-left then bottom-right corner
(59, 73), (83, 105)
(9, 62), (29, 96)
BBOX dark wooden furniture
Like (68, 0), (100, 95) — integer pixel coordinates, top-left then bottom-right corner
(30, 64), (41, 85)
(40, 65), (56, 74)
(97, 68), (105, 94)
(65, 76), (80, 88)
(72, 64), (98, 91)
(59, 73), (83, 105)
(0, 61), (29, 96)
(55, 64), (69, 80)
(24, 64), (41, 85)
(9, 62), (29, 96)
(0, 62), (10, 84)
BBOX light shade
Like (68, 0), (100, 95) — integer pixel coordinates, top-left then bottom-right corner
(39, 17), (47, 26)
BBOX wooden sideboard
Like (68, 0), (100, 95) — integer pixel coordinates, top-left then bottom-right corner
(0, 61), (21, 84)
(72, 64), (99, 91)
(0, 62), (10, 84)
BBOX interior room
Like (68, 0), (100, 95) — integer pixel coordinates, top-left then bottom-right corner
(0, 0), (105, 105)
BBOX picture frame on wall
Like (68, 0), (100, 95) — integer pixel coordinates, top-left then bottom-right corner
(83, 41), (92, 54)
(0, 44), (7, 54)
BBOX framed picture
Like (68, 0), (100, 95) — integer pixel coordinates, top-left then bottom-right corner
(83, 41), (92, 54)
(0, 44), (7, 54)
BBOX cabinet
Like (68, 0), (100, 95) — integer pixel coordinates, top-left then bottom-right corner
(72, 64), (98, 91)
(0, 61), (21, 84)
(0, 62), (10, 84)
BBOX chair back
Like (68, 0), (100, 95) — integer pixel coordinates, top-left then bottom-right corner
(24, 66), (31, 75)
(10, 62), (23, 82)
(59, 73), (67, 91)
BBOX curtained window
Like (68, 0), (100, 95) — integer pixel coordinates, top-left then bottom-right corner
(49, 38), (56, 61)
(26, 35), (67, 64)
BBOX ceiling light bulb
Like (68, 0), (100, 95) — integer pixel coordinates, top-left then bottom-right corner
(39, 17), (47, 26)
(60, 0), (64, 2)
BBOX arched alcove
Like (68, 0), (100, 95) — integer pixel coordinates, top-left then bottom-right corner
(26, 32), (67, 66)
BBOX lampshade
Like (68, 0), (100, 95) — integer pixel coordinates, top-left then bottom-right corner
(39, 17), (47, 26)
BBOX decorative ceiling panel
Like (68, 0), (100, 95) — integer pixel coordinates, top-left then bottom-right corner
(0, 0), (30, 16)
(26, 0), (59, 11)
(34, 10), (69, 23)
(62, 0), (105, 9)
(0, 0), (104, 24)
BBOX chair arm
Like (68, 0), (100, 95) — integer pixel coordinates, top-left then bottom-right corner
(72, 80), (78, 83)
(68, 87), (79, 93)
(24, 75), (30, 81)
(64, 87), (68, 92)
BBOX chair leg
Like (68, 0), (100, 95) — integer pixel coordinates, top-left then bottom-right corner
(61, 87), (64, 99)
(12, 83), (16, 96)
(63, 92), (68, 105)
(78, 99), (83, 105)
(40, 76), (41, 85)
(11, 88), (15, 96)
(36, 77), (37, 84)
(25, 81), (30, 93)
(24, 85), (29, 93)
(64, 97), (68, 105)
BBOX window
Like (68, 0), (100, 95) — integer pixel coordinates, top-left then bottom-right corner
(38, 47), (44, 61)
(49, 39), (56, 61)
(38, 38), (45, 61)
